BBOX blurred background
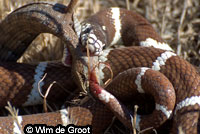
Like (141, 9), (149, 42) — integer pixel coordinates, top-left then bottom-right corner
(0, 0), (199, 65)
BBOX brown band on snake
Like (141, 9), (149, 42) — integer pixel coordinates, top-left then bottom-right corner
(102, 47), (200, 133)
(0, 61), (76, 107)
(0, 1), (79, 106)
(98, 47), (199, 103)
(0, 2), (114, 133)
(88, 66), (175, 131)
(77, 8), (172, 55)
(0, 1), (78, 62)
(0, 99), (113, 134)
(72, 46), (200, 133)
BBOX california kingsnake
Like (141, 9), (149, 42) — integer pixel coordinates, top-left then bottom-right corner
(73, 7), (173, 56)
(0, 61), (77, 107)
(0, 2), (115, 134)
(71, 5), (200, 134)
(0, 0), (199, 134)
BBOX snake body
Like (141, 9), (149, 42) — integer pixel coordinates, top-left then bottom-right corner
(72, 6), (200, 134)
(0, 61), (76, 107)
(73, 45), (200, 133)
(74, 7), (173, 56)
(89, 66), (176, 130)
(0, 1), (199, 134)
(0, 2), (114, 134)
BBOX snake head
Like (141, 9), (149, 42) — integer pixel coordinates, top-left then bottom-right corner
(80, 22), (107, 56)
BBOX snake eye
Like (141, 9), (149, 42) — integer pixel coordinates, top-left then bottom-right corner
(83, 27), (91, 33)
(80, 73), (87, 82)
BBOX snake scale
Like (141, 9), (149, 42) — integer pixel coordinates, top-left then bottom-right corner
(0, 0), (199, 134)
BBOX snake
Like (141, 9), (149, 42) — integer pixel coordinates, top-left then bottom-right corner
(0, 0), (199, 134)
(0, 2), (114, 134)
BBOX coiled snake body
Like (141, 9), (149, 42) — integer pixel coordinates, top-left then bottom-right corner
(0, 1), (199, 134)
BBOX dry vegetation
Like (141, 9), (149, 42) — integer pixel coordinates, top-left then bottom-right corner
(0, 0), (199, 64)
(0, 0), (199, 134)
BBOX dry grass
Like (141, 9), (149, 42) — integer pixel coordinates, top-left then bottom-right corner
(0, 0), (199, 64)
(0, 0), (200, 134)
(5, 102), (24, 134)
